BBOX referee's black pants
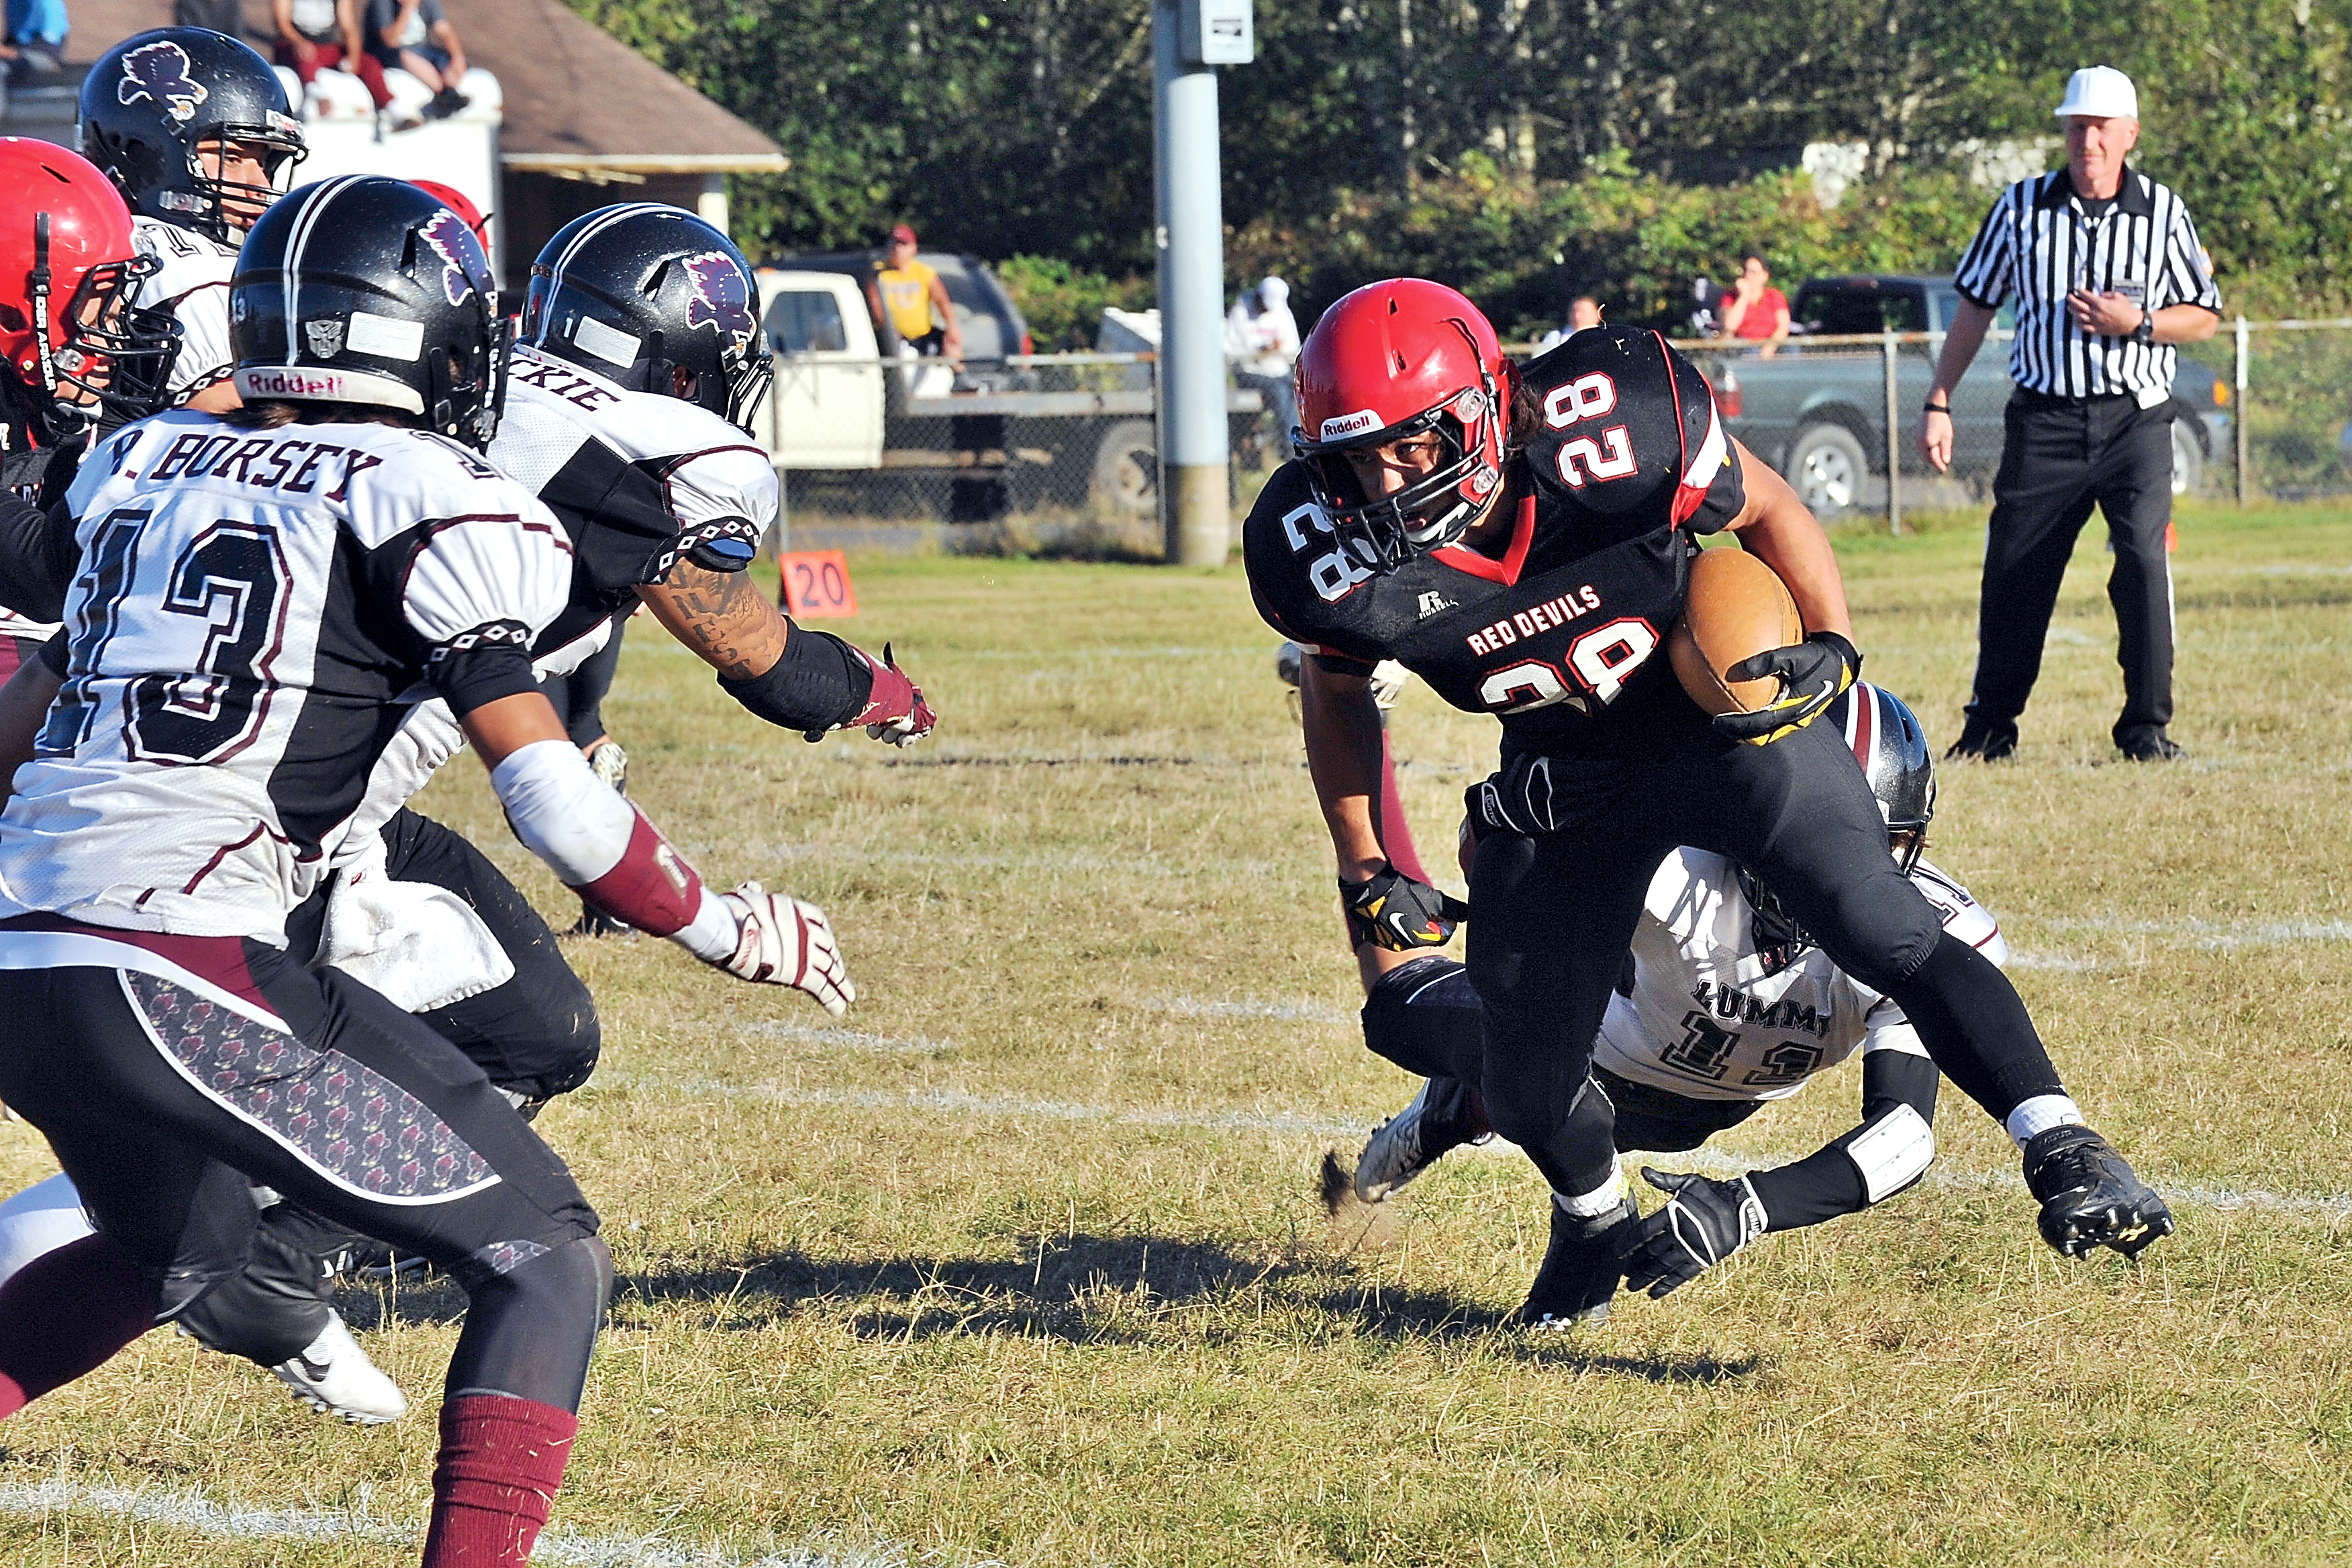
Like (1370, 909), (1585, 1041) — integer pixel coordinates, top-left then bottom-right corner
(1965, 391), (2176, 750)
(1467, 712), (2062, 1200)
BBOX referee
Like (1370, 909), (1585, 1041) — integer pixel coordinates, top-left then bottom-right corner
(1920, 66), (2220, 763)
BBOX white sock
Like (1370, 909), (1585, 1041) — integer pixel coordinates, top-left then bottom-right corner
(2005, 1093), (2085, 1147)
(1554, 1159), (1627, 1219)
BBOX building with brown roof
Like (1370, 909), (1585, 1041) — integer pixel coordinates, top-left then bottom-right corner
(23, 0), (785, 289)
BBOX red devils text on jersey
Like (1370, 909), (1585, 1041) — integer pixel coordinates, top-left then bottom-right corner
(1245, 327), (1741, 758)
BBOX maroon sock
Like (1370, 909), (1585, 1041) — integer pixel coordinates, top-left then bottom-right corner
(1376, 731), (1432, 885)
(422, 1393), (579, 1567)
(0, 1233), (156, 1417)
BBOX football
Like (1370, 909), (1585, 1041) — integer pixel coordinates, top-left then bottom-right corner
(1668, 546), (1804, 715)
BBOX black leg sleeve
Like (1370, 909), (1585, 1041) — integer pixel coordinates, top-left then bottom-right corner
(170, 1205), (336, 1366)
(1882, 932), (2062, 1122)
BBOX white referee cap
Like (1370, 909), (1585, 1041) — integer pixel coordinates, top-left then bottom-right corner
(2055, 66), (2139, 121)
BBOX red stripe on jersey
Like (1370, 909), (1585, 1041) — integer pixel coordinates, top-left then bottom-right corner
(1432, 493), (1536, 585)
(1849, 684), (1875, 769)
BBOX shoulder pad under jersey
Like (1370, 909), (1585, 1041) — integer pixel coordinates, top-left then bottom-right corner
(1519, 327), (1741, 532)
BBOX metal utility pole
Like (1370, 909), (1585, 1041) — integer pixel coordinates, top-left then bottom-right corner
(1153, 0), (1252, 567)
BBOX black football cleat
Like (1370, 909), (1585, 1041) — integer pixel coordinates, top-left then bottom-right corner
(2023, 1125), (2174, 1261)
(1515, 1195), (1636, 1330)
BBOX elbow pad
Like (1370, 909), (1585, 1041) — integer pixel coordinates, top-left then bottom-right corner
(489, 738), (732, 957)
(716, 618), (875, 734)
(1837, 1101), (1936, 1205)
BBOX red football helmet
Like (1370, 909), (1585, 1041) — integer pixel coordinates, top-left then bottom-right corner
(0, 138), (178, 430)
(1293, 277), (1512, 569)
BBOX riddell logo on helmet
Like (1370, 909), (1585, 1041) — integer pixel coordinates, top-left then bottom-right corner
(237, 367), (348, 397)
(1319, 409), (1383, 440)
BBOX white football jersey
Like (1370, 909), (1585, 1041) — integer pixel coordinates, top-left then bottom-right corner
(0, 411), (572, 940)
(488, 344), (776, 659)
(129, 216), (238, 403)
(1595, 849), (2004, 1104)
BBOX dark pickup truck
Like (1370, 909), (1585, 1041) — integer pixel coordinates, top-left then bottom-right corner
(1706, 275), (2232, 516)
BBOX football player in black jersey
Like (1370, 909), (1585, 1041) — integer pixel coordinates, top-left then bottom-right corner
(1243, 279), (2169, 1328)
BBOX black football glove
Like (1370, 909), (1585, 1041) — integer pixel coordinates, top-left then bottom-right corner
(1710, 630), (1861, 746)
(1622, 1167), (1769, 1297)
(1465, 752), (1565, 837)
(1340, 863), (1471, 951)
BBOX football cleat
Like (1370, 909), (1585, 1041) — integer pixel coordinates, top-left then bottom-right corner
(1516, 1195), (1636, 1330)
(1355, 1075), (1491, 1204)
(270, 1312), (408, 1426)
(2022, 1124), (2174, 1260)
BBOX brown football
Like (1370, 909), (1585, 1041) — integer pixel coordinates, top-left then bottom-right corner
(1668, 546), (1804, 715)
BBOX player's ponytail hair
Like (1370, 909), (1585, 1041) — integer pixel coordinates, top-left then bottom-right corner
(222, 401), (422, 431)
(1506, 371), (1544, 460)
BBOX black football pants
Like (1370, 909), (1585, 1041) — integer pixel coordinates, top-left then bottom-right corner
(181, 809), (601, 1365)
(1965, 393), (2176, 749)
(1467, 716), (2059, 1198)
(0, 928), (606, 1410)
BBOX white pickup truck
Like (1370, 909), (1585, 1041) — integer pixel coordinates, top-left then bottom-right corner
(751, 268), (1259, 518)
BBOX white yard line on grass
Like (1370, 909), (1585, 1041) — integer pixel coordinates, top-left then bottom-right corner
(1144, 995), (1357, 1025)
(0, 1477), (951, 1567)
(2037, 914), (2352, 949)
(608, 1074), (2352, 1221)
(736, 1021), (957, 1057)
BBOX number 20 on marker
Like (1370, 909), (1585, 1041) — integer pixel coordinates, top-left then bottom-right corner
(778, 550), (859, 619)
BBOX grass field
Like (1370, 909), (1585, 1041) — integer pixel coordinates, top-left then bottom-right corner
(2, 498), (2351, 1565)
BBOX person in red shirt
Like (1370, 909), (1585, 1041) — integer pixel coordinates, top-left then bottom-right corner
(1719, 252), (1791, 355)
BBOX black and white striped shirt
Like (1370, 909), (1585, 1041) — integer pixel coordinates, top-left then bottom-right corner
(1953, 164), (2220, 403)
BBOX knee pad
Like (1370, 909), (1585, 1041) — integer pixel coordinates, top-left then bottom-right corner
(446, 1234), (612, 1412)
(1360, 956), (1480, 1081)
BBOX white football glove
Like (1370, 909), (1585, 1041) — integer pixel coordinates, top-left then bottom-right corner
(714, 882), (854, 1016)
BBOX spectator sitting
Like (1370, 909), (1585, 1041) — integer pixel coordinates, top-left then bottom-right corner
(1719, 252), (1791, 355)
(273, 0), (393, 119)
(865, 224), (964, 367)
(1535, 293), (1604, 354)
(2, 0), (67, 83)
(1225, 274), (1301, 440)
(365, 0), (469, 123)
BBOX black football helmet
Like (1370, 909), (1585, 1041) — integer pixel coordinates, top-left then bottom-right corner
(522, 203), (773, 432)
(1736, 681), (1938, 966)
(228, 176), (507, 448)
(79, 28), (305, 245)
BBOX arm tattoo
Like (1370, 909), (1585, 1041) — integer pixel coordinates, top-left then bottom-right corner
(636, 562), (790, 681)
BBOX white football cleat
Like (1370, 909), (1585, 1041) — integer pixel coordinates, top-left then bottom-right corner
(271, 1312), (408, 1426)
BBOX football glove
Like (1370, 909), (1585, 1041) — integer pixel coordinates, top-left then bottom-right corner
(1465, 752), (1564, 837)
(714, 882), (854, 1016)
(1622, 1167), (1769, 1297)
(1711, 630), (1860, 746)
(803, 643), (937, 747)
(1340, 864), (1470, 950)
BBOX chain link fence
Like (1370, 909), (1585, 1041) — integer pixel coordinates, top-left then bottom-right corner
(1669, 322), (2352, 527)
(769, 322), (2352, 551)
(772, 352), (1273, 550)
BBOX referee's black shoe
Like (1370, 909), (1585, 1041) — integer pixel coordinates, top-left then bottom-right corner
(1516, 1195), (1636, 1329)
(1945, 720), (2017, 763)
(2116, 726), (2188, 763)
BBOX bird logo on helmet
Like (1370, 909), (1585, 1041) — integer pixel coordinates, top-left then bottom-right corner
(681, 252), (755, 352)
(1291, 278), (1514, 573)
(117, 40), (209, 124)
(417, 209), (481, 307)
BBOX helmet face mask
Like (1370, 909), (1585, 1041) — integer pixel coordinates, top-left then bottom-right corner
(522, 205), (776, 435)
(1293, 280), (1510, 573)
(81, 30), (307, 247)
(46, 252), (182, 424)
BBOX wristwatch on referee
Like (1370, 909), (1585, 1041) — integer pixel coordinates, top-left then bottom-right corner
(2133, 307), (2157, 346)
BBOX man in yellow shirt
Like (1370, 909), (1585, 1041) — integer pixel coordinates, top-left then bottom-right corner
(865, 222), (963, 364)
